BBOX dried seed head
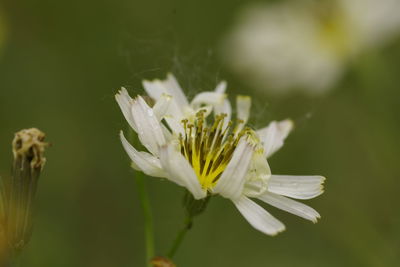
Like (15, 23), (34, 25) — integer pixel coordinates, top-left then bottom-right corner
(12, 128), (47, 170)
(0, 128), (49, 253)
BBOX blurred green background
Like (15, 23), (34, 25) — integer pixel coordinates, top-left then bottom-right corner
(0, 0), (399, 266)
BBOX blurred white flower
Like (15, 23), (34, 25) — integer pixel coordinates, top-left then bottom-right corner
(341, 0), (400, 47)
(221, 0), (400, 95)
(116, 74), (325, 235)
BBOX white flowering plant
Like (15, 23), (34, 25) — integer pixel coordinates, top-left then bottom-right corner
(116, 74), (325, 265)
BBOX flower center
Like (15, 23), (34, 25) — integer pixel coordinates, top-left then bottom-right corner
(179, 110), (249, 191)
(314, 3), (354, 57)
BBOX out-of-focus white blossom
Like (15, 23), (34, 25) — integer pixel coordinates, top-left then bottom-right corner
(341, 0), (400, 47)
(221, 0), (400, 95)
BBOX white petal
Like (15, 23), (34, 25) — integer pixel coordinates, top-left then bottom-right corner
(153, 93), (172, 120)
(213, 139), (254, 200)
(160, 124), (173, 141)
(242, 149), (271, 197)
(142, 77), (185, 119)
(256, 119), (294, 158)
(164, 116), (185, 135)
(268, 175), (325, 199)
(131, 96), (166, 155)
(236, 95), (251, 124)
(119, 131), (167, 178)
(214, 99), (232, 117)
(142, 74), (189, 111)
(142, 80), (164, 100)
(159, 144), (206, 200)
(258, 191), (320, 223)
(164, 73), (189, 108)
(213, 81), (232, 126)
(215, 81), (227, 94)
(214, 99), (232, 129)
(190, 91), (226, 109)
(222, 100), (233, 124)
(115, 87), (137, 131)
(233, 196), (285, 236)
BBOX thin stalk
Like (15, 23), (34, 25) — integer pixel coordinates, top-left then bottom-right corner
(167, 215), (192, 259)
(11, 253), (22, 267)
(129, 128), (155, 267)
(134, 172), (154, 267)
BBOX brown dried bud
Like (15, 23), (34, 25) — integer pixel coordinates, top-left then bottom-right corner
(151, 256), (177, 267)
(12, 128), (47, 170)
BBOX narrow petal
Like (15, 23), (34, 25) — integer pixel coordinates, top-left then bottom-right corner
(115, 87), (137, 131)
(256, 119), (294, 158)
(153, 93), (172, 121)
(213, 139), (254, 200)
(214, 99), (231, 117)
(258, 191), (320, 223)
(142, 77), (185, 119)
(190, 91), (226, 108)
(236, 95), (251, 124)
(142, 80), (164, 100)
(214, 81), (232, 126)
(214, 99), (232, 129)
(160, 124), (173, 141)
(233, 196), (285, 236)
(142, 74), (189, 111)
(163, 116), (185, 135)
(131, 96), (166, 155)
(242, 149), (271, 198)
(159, 144), (206, 200)
(215, 81), (227, 94)
(164, 73), (189, 108)
(268, 175), (325, 199)
(120, 131), (167, 178)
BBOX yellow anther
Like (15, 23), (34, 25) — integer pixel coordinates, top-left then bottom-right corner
(179, 113), (252, 191)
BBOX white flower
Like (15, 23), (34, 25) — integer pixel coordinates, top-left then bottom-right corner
(340, 0), (400, 48)
(116, 74), (325, 235)
(221, 0), (400, 95)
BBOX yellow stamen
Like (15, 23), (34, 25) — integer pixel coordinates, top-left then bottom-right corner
(180, 111), (250, 191)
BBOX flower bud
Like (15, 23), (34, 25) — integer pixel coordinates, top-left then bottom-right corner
(0, 128), (48, 254)
(183, 190), (210, 219)
(151, 256), (176, 267)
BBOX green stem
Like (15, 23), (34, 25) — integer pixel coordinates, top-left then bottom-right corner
(134, 173), (154, 267)
(167, 215), (193, 259)
(129, 128), (155, 267)
(6, 252), (22, 267)
(13, 256), (21, 267)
